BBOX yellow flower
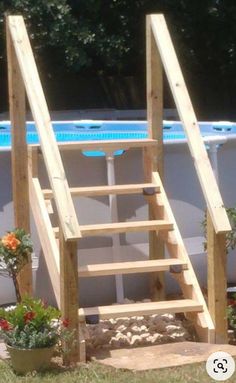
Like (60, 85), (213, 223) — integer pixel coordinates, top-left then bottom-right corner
(1, 233), (21, 251)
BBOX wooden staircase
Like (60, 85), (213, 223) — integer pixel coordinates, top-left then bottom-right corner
(7, 14), (231, 365)
(28, 138), (215, 361)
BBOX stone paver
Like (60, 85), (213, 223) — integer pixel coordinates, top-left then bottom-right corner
(91, 341), (236, 371)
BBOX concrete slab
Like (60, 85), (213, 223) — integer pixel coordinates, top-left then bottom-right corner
(91, 342), (236, 371)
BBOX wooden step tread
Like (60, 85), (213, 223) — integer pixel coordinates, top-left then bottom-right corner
(34, 138), (158, 151)
(78, 299), (203, 320)
(43, 183), (160, 199)
(78, 259), (188, 277)
(53, 220), (173, 238)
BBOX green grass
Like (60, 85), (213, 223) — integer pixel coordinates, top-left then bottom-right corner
(0, 360), (235, 383)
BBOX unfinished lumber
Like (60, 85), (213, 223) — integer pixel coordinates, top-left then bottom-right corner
(29, 177), (60, 307)
(32, 138), (158, 151)
(59, 232), (79, 364)
(28, 146), (39, 178)
(207, 211), (227, 343)
(79, 299), (203, 320)
(42, 183), (160, 199)
(145, 15), (165, 301)
(150, 14), (230, 234)
(78, 259), (188, 277)
(151, 172), (215, 342)
(6, 17), (32, 297)
(53, 220), (174, 238)
(7, 15), (80, 241)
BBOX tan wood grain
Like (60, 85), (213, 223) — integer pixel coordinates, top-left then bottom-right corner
(54, 220), (174, 238)
(29, 177), (60, 306)
(42, 183), (160, 198)
(207, 211), (227, 344)
(79, 299), (203, 320)
(152, 171), (215, 342)
(8, 16), (80, 241)
(78, 259), (187, 277)
(6, 17), (32, 298)
(60, 232), (79, 364)
(150, 14), (230, 234)
(146, 15), (165, 301)
(30, 138), (158, 151)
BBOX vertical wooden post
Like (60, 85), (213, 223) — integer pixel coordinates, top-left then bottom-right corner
(59, 230), (79, 364)
(145, 15), (165, 300)
(6, 17), (32, 298)
(28, 146), (39, 178)
(207, 211), (228, 343)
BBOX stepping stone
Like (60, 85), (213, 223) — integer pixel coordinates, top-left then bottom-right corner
(91, 341), (236, 371)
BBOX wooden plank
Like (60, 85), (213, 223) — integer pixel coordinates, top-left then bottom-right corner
(150, 14), (230, 235)
(207, 211), (227, 343)
(31, 138), (158, 151)
(54, 220), (173, 238)
(29, 177), (60, 307)
(78, 259), (188, 277)
(79, 299), (203, 320)
(80, 220), (173, 236)
(78, 322), (86, 363)
(27, 146), (54, 214)
(7, 16), (80, 241)
(145, 15), (165, 301)
(28, 146), (39, 178)
(152, 172), (215, 342)
(59, 231), (79, 364)
(146, 15), (163, 178)
(6, 17), (32, 299)
(43, 183), (160, 198)
(45, 199), (54, 214)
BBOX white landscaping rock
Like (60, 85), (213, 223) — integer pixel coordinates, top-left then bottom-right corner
(86, 298), (192, 352)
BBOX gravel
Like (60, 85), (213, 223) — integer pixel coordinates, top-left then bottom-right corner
(86, 298), (194, 353)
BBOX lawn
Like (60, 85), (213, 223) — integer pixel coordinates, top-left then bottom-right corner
(0, 360), (235, 383)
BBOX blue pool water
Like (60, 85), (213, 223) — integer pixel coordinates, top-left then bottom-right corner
(0, 120), (235, 156)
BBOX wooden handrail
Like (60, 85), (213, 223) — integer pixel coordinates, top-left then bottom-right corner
(7, 15), (81, 241)
(149, 14), (231, 234)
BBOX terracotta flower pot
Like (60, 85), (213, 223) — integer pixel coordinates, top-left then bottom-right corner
(6, 344), (55, 374)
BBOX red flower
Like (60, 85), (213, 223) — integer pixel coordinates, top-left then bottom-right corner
(62, 318), (69, 328)
(228, 299), (236, 306)
(24, 311), (36, 323)
(0, 319), (11, 331)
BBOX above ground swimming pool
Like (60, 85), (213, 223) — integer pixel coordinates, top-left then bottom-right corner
(0, 120), (236, 156)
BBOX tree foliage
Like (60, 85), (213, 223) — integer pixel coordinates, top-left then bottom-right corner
(1, 1), (236, 114)
(1, 0), (236, 76)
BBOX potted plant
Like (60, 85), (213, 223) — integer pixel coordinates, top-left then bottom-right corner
(0, 228), (33, 302)
(0, 296), (72, 374)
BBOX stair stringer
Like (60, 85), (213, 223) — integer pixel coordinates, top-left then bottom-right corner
(29, 176), (60, 307)
(150, 172), (215, 343)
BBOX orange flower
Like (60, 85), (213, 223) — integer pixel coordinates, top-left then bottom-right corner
(1, 233), (21, 251)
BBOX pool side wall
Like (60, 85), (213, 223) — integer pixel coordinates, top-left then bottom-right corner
(0, 141), (235, 306)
